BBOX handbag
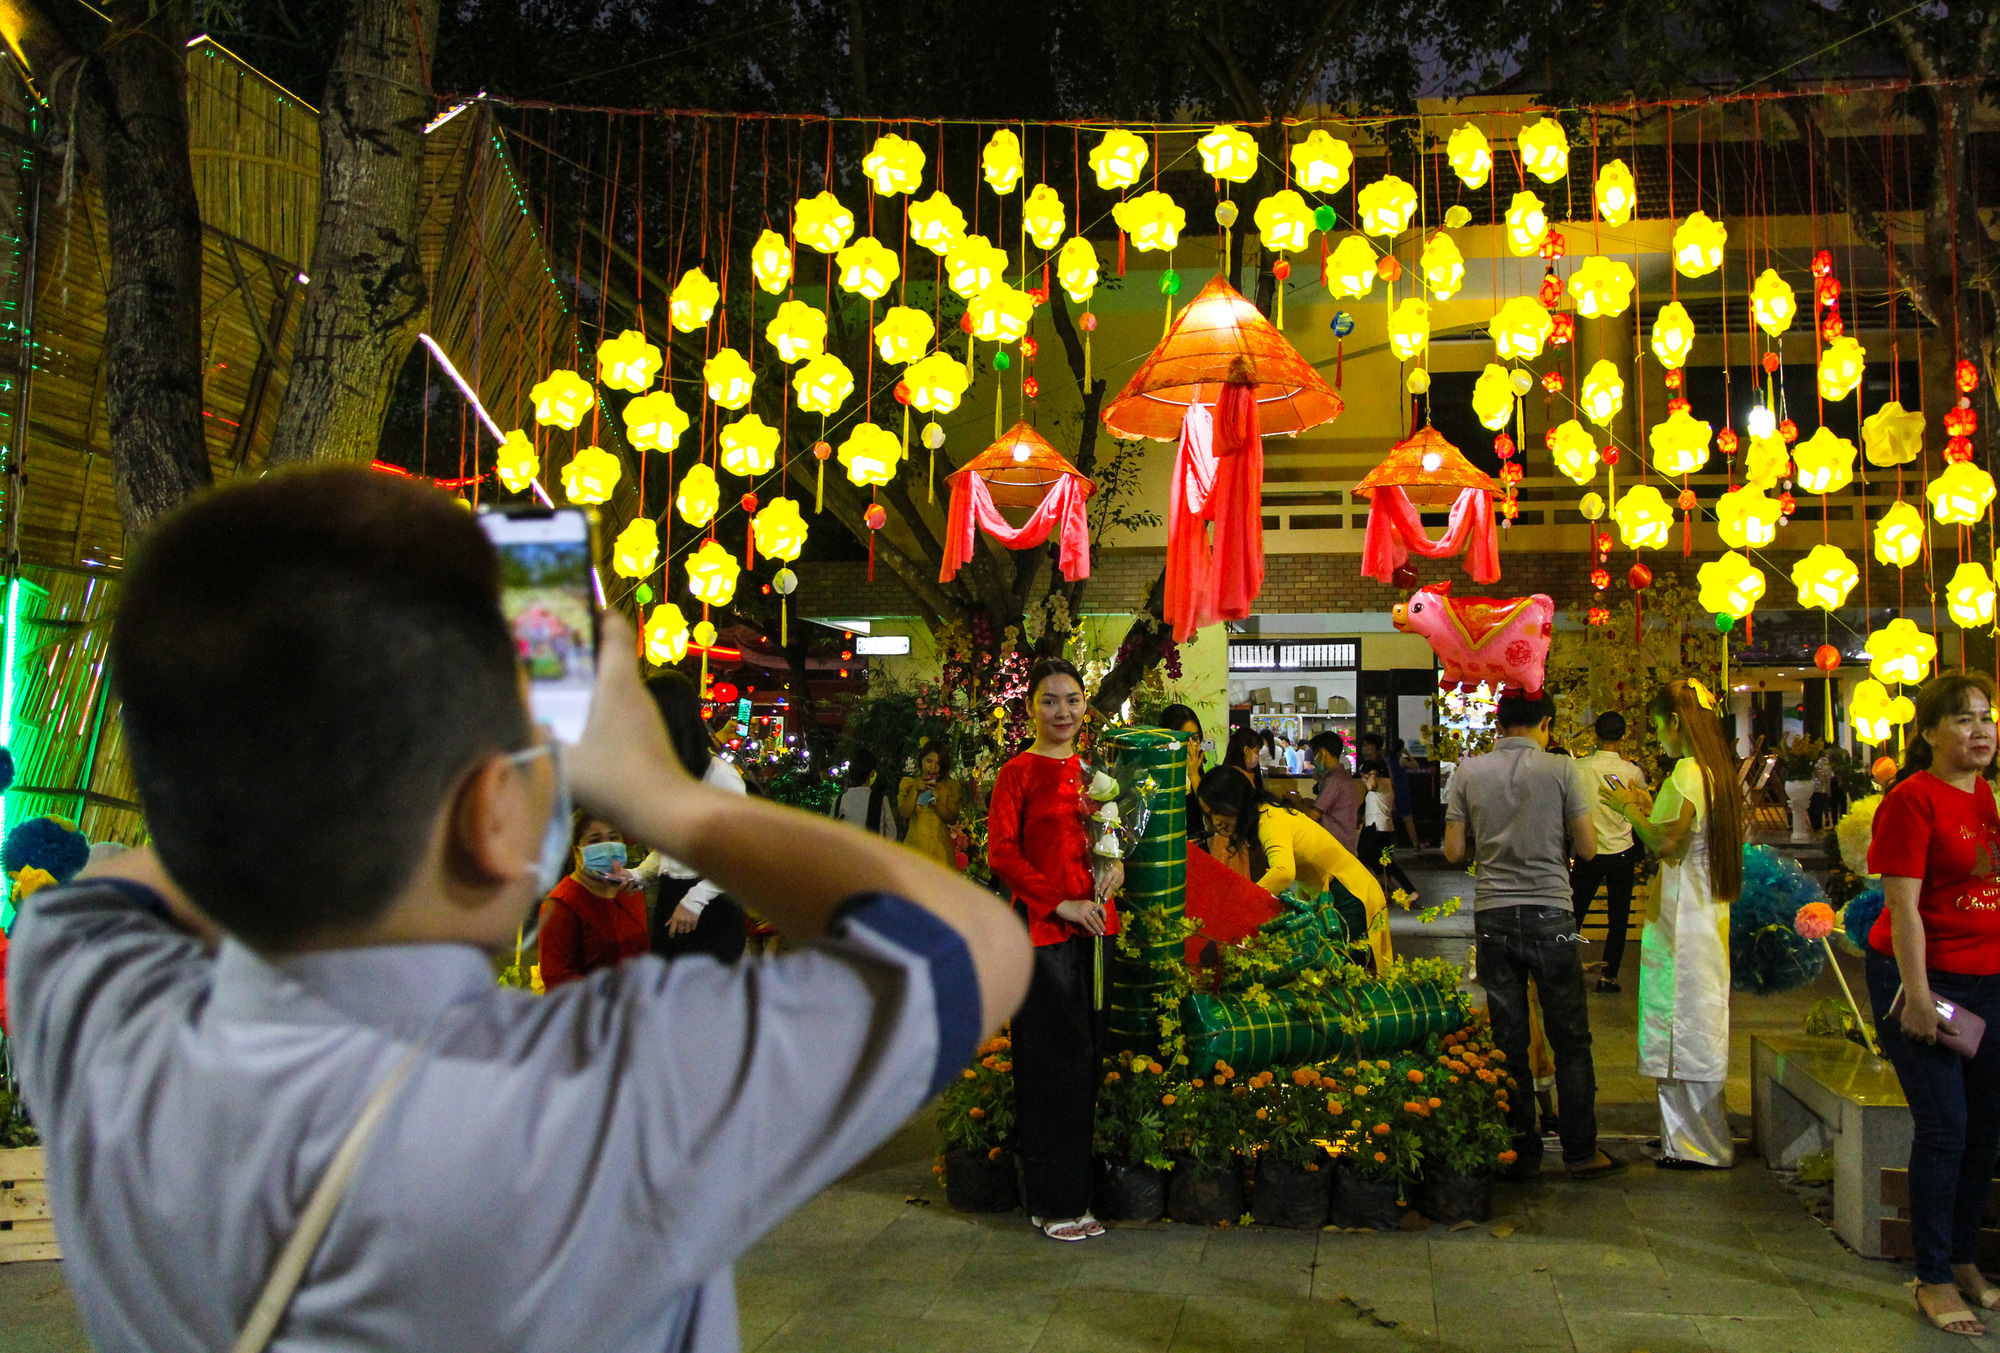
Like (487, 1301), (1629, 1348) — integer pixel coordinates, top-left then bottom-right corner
(229, 1043), (425, 1353)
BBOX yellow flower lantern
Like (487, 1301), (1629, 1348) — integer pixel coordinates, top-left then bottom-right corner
(1867, 617), (1937, 685)
(1446, 124), (1492, 189)
(675, 463), (720, 528)
(792, 192), (855, 254)
(1863, 400), (1925, 467)
(862, 132), (925, 196)
(560, 445), (621, 505)
(1420, 231), (1464, 299)
(1716, 485), (1782, 549)
(946, 233), (1010, 298)
(873, 306), (934, 365)
(1022, 184), (1067, 250)
(1550, 419), (1599, 484)
(1648, 406), (1712, 477)
(982, 129), (1023, 194)
(1196, 124), (1259, 182)
(1852, 678), (1915, 742)
(1491, 295), (1554, 361)
(1356, 176), (1418, 237)
(685, 539), (741, 607)
(1112, 191), (1184, 252)
(765, 299), (828, 364)
(904, 351), (970, 414)
(703, 348), (755, 410)
(1928, 461), (1998, 525)
(1750, 269), (1796, 336)
(1504, 191), (1546, 257)
(1290, 130), (1353, 193)
(1580, 360), (1624, 425)
(612, 517), (660, 579)
(1698, 550), (1765, 619)
(531, 369), (594, 430)
(1949, 561), (1999, 629)
(968, 284), (1034, 344)
(1472, 363), (1515, 431)
(719, 414), (780, 477)
(1595, 159), (1636, 226)
(1614, 483), (1675, 550)
(1327, 234), (1378, 298)
(1742, 433), (1789, 490)
(668, 269), (719, 332)
(1650, 301), (1695, 369)
(1874, 500), (1926, 568)
(1792, 544), (1859, 611)
(792, 353), (855, 415)
(1818, 336), (1866, 401)
(835, 236), (899, 300)
(1254, 190), (1313, 253)
(622, 391), (688, 453)
(495, 429), (538, 494)
(751, 228), (792, 294)
(1056, 236), (1099, 303)
(1089, 129), (1149, 190)
(1792, 427), (1856, 495)
(596, 328), (662, 393)
(1672, 211), (1726, 278)
(838, 421), (904, 487)
(1388, 299), (1430, 361)
(907, 191), (966, 256)
(1567, 256), (1636, 318)
(1518, 119), (1569, 184)
(752, 497), (808, 562)
(643, 603), (689, 666)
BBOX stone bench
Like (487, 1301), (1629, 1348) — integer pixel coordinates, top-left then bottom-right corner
(1751, 1034), (1910, 1259)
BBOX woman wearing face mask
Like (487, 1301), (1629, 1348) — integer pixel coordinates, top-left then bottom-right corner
(1601, 679), (1744, 1172)
(987, 658), (1121, 1243)
(537, 814), (649, 988)
(1859, 673), (2000, 1338)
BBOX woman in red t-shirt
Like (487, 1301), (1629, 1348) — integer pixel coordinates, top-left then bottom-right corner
(1867, 672), (2000, 1337)
(538, 814), (649, 988)
(987, 658), (1121, 1242)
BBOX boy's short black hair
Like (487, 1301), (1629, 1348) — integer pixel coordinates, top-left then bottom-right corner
(1307, 731), (1345, 758)
(1594, 711), (1627, 742)
(113, 468), (531, 950)
(1495, 689), (1557, 731)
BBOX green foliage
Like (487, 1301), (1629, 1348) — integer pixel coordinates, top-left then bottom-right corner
(1545, 579), (1721, 771)
(1095, 1049), (1175, 1169)
(937, 1032), (1016, 1153)
(762, 754), (840, 814)
(0, 1080), (38, 1149)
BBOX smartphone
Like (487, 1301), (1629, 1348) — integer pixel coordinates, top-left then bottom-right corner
(1604, 773), (1625, 790)
(480, 506), (600, 744)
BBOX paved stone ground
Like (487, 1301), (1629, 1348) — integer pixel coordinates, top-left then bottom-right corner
(0, 864), (1958, 1352)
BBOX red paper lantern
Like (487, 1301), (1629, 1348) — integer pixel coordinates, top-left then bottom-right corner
(1946, 406), (1978, 436)
(1628, 563), (1653, 590)
(1550, 313), (1575, 346)
(1761, 351), (1781, 374)
(1376, 255), (1403, 282)
(1958, 359), (1980, 393)
(741, 492), (758, 512)
(812, 440), (833, 461)
(1391, 564), (1419, 588)
(1778, 491), (1797, 516)
(864, 503), (888, 530)
(1023, 376), (1041, 399)
(1667, 396), (1690, 414)
(1538, 272), (1562, 308)
(1816, 276), (1841, 309)
(1814, 644), (1842, 673)
(1500, 461), (1523, 485)
(710, 681), (739, 705)
(1821, 312), (1844, 341)
(893, 381), (912, 405)
(1872, 756), (1897, 785)
(1494, 432), (1516, 458)
(1022, 336), (1039, 360)
(1603, 447), (1620, 467)
(1272, 259), (1292, 280)
(1812, 250), (1834, 278)
(1664, 368), (1684, 390)
(1677, 488), (1697, 510)
(1540, 231), (1567, 260)
(1541, 370), (1565, 394)
(1590, 567), (1610, 590)
(959, 311), (975, 333)
(1080, 312), (1098, 332)
(1587, 606), (1609, 626)
(1778, 419), (1799, 444)
(1717, 428), (1739, 455)
(1500, 498), (1519, 519)
(1948, 437), (1976, 463)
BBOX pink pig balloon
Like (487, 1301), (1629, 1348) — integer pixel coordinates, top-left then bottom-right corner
(1392, 581), (1556, 698)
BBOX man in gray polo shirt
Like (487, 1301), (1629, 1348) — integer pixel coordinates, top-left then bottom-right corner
(1445, 689), (1623, 1181)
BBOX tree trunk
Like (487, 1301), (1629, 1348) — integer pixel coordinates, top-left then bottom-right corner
(268, 0), (439, 465)
(0, 0), (211, 531)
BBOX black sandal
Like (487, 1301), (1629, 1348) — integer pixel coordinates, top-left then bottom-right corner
(1594, 978), (1621, 993)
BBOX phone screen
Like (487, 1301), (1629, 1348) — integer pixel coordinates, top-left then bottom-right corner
(1604, 773), (1625, 790)
(480, 507), (599, 744)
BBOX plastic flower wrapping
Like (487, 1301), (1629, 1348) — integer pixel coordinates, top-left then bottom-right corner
(1730, 845), (1830, 995)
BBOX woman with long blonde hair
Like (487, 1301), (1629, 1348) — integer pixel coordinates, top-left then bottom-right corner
(1603, 678), (1744, 1169)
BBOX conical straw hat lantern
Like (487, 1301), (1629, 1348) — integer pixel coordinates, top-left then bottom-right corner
(1101, 274), (1343, 441)
(947, 420), (1097, 508)
(1352, 424), (1497, 508)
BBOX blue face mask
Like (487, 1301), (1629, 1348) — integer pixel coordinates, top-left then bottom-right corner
(580, 840), (627, 877)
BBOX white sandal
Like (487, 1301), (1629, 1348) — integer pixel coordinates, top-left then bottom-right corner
(1079, 1212), (1106, 1237)
(1031, 1215), (1092, 1242)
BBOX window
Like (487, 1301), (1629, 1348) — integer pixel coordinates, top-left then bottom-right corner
(1230, 641), (1358, 671)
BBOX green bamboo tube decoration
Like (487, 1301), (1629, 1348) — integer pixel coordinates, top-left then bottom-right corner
(1100, 727), (1185, 1055)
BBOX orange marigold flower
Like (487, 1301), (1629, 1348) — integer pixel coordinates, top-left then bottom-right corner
(1232, 1085), (1247, 1097)
(1376, 1059), (1391, 1070)
(988, 1147), (1003, 1160)
(1449, 1076), (1461, 1084)
(962, 1069), (977, 1080)
(1428, 1097), (1442, 1109)
(1477, 1069), (1496, 1083)
(1305, 1162), (1320, 1172)
(1318, 1077), (1335, 1091)
(1373, 1123), (1391, 1135)
(1488, 1050), (1507, 1062)
(968, 1107), (985, 1118)
(1374, 1151), (1388, 1163)
(1407, 1069), (1424, 1084)
(1105, 1071), (1121, 1082)
(1255, 1107), (1269, 1120)
(1327, 1101), (1344, 1115)
(994, 1038), (1010, 1050)
(1214, 1060), (1230, 1073)
(1193, 1078), (1206, 1089)
(997, 1062), (1012, 1073)
(1506, 1077), (1519, 1088)
(1162, 1094), (1177, 1106)
(1497, 1150), (1518, 1164)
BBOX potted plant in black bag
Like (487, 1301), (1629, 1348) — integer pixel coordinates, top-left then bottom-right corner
(1162, 1062), (1250, 1225)
(1091, 1049), (1173, 1222)
(1326, 1058), (1421, 1229)
(1409, 1019), (1516, 1224)
(1247, 1065), (1338, 1229)
(935, 1033), (1019, 1211)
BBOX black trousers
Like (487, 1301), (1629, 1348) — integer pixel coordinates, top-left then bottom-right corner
(1477, 904), (1599, 1167)
(1012, 933), (1106, 1218)
(1357, 825), (1415, 893)
(1569, 843), (1642, 979)
(650, 875), (748, 964)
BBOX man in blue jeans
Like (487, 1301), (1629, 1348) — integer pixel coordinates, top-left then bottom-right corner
(1445, 689), (1625, 1180)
